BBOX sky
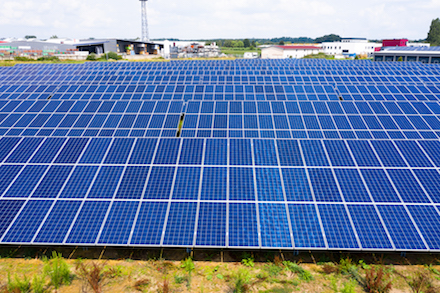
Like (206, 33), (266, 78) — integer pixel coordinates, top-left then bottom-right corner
(1, 0), (439, 41)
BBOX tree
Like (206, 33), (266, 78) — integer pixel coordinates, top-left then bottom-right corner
(279, 40), (285, 45)
(50, 35), (58, 39)
(314, 34), (341, 43)
(427, 18), (440, 46)
(243, 39), (250, 48)
(24, 35), (36, 39)
(223, 40), (233, 47)
(233, 40), (244, 48)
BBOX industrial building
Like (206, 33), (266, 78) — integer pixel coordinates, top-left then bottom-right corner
(322, 38), (381, 57)
(261, 45), (322, 59)
(75, 39), (162, 55)
(373, 46), (440, 63)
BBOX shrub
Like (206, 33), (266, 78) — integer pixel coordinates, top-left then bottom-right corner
(341, 279), (357, 293)
(86, 53), (97, 61)
(32, 274), (47, 293)
(232, 268), (251, 293)
(104, 52), (122, 60)
(265, 263), (283, 277)
(37, 56), (60, 61)
(174, 274), (186, 284)
(241, 255), (255, 268)
(75, 261), (110, 293)
(7, 273), (31, 293)
(14, 56), (34, 61)
(397, 269), (438, 293)
(180, 257), (195, 288)
(43, 251), (72, 290)
(362, 266), (392, 293)
(283, 261), (314, 281)
(322, 263), (339, 274)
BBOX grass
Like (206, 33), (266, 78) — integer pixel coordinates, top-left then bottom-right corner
(0, 251), (439, 292)
(220, 47), (261, 56)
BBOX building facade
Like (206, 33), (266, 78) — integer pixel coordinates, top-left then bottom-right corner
(322, 38), (381, 57)
(373, 46), (440, 63)
(261, 45), (322, 59)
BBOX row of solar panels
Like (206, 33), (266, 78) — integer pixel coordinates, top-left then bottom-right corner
(3, 84), (440, 95)
(1, 100), (439, 115)
(3, 68), (440, 75)
(0, 137), (439, 168)
(2, 198), (440, 251)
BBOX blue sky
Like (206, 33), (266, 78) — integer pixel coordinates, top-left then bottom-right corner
(1, 0), (438, 40)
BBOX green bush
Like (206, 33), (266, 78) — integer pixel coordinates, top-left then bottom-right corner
(14, 56), (34, 61)
(32, 274), (46, 293)
(104, 52), (122, 60)
(233, 268), (251, 293)
(181, 257), (195, 288)
(283, 261), (314, 281)
(7, 273), (31, 292)
(43, 251), (72, 290)
(86, 53), (97, 61)
(37, 56), (60, 61)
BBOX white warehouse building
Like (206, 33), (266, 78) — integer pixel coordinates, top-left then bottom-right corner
(322, 38), (381, 57)
(261, 45), (322, 59)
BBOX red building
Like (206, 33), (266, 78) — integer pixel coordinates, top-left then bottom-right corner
(382, 39), (408, 47)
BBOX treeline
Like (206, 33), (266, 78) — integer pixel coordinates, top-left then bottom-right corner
(205, 34), (342, 47)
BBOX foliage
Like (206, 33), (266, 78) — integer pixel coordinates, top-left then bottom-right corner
(103, 52), (122, 60)
(314, 34), (341, 43)
(50, 35), (58, 39)
(86, 53), (97, 61)
(243, 39), (250, 48)
(233, 41), (244, 48)
(7, 273), (31, 293)
(180, 257), (195, 288)
(341, 279), (357, 293)
(14, 57), (34, 62)
(232, 268), (252, 293)
(37, 56), (60, 61)
(396, 269), (438, 293)
(24, 35), (37, 39)
(322, 262), (339, 274)
(361, 266), (392, 293)
(174, 274), (186, 284)
(283, 261), (314, 281)
(75, 261), (111, 293)
(32, 275), (47, 293)
(265, 263), (283, 277)
(241, 256), (255, 268)
(43, 251), (72, 290)
(223, 40), (233, 47)
(279, 41), (285, 45)
(427, 18), (440, 46)
(303, 52), (335, 59)
(338, 257), (358, 276)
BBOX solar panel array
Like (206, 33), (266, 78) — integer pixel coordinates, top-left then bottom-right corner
(0, 59), (440, 251)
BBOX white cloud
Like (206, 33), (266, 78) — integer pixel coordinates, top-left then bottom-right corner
(0, 0), (435, 40)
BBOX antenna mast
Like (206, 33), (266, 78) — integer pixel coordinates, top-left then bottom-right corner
(140, 0), (149, 42)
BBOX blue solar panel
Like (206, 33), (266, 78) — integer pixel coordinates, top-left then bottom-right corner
(98, 201), (139, 244)
(163, 202), (197, 246)
(318, 204), (359, 249)
(378, 205), (426, 250)
(34, 200), (82, 243)
(2, 200), (53, 243)
(1, 59), (440, 251)
(229, 203), (259, 247)
(348, 205), (393, 249)
(196, 202), (226, 246)
(65, 201), (110, 244)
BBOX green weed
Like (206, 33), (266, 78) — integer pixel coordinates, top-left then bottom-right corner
(43, 251), (72, 290)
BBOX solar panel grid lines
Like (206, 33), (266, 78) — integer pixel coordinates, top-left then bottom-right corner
(2, 60), (440, 250)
